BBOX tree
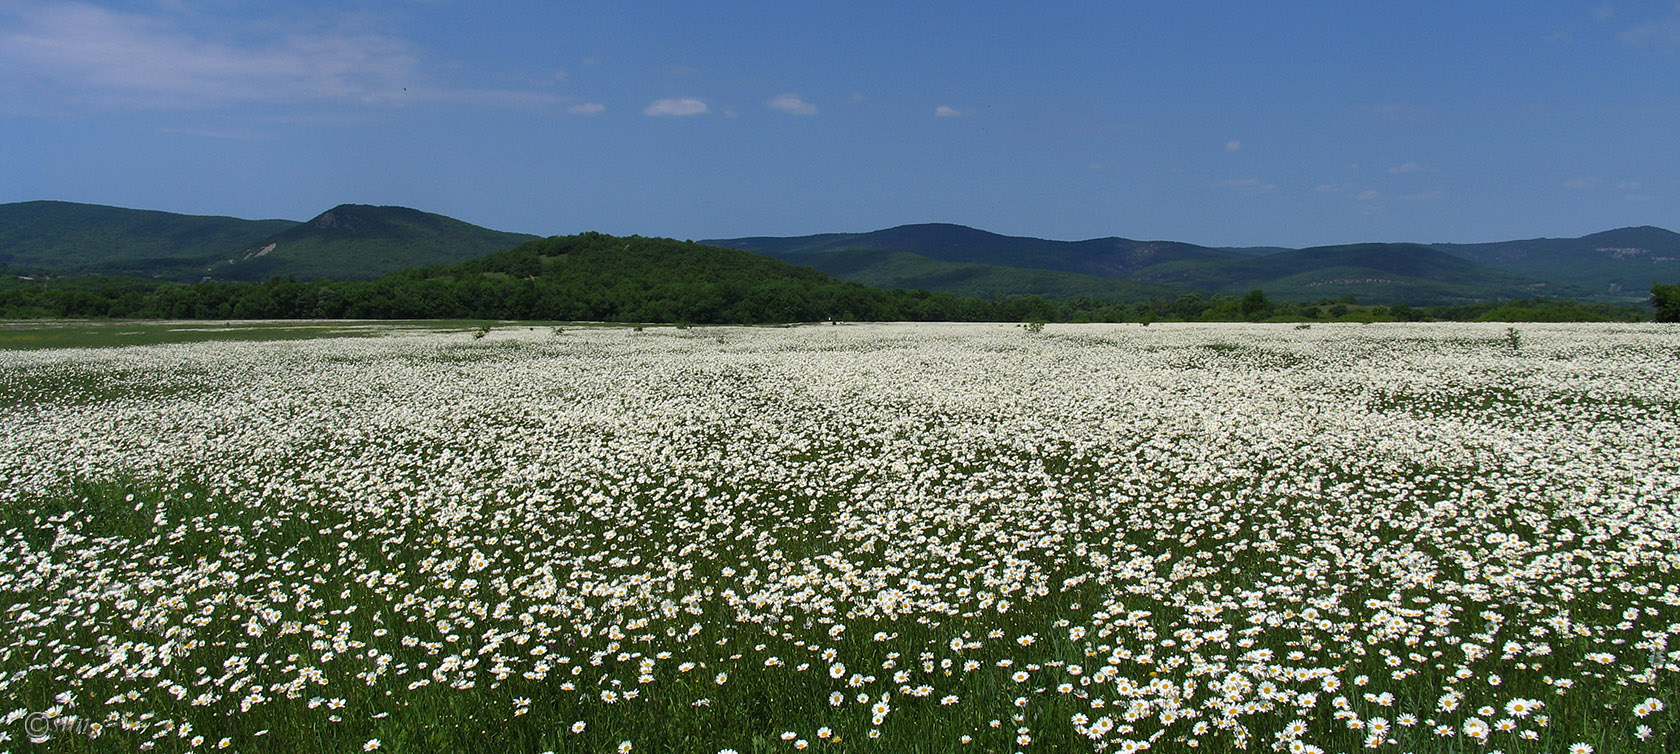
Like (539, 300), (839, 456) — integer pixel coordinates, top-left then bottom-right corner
(1240, 289), (1270, 320)
(1653, 281), (1680, 323)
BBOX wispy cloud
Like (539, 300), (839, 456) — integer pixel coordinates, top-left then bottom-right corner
(1620, 4), (1680, 50)
(767, 94), (817, 116)
(568, 102), (606, 116)
(1350, 187), (1436, 203)
(645, 97), (709, 116)
(1387, 161), (1431, 174)
(934, 105), (963, 117)
(0, 1), (557, 111)
(1215, 178), (1277, 195)
(1619, 181), (1656, 201)
(1225, 140), (1242, 152)
(1363, 103), (1435, 123)
(157, 125), (271, 141)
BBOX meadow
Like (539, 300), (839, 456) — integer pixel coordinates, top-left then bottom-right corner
(0, 321), (1675, 753)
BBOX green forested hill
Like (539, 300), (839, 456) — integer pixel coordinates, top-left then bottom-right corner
(711, 224), (1240, 279)
(710, 223), (1632, 305)
(759, 247), (1188, 301)
(0, 233), (1008, 323)
(0, 201), (537, 281)
(0, 201), (297, 275)
(1429, 226), (1680, 299)
(0, 232), (1655, 324)
(1129, 243), (1569, 302)
(5, 201), (1672, 309)
(377, 232), (985, 322)
(204, 205), (540, 281)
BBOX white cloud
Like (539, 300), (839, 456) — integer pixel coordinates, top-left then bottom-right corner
(1355, 189), (1381, 201)
(0, 1), (556, 110)
(568, 102), (605, 116)
(1225, 140), (1242, 152)
(767, 94), (817, 116)
(644, 98), (709, 116)
(848, 92), (866, 104)
(1387, 162), (1430, 174)
(935, 105), (963, 117)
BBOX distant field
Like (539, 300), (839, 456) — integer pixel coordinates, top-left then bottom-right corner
(0, 322), (1675, 753)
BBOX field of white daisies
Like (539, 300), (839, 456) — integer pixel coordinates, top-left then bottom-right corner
(0, 321), (1676, 754)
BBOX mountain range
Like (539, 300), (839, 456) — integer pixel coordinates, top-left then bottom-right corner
(3, 200), (1676, 306)
(706, 223), (1680, 305)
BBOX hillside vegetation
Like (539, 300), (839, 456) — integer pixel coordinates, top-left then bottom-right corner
(1430, 226), (1680, 298)
(0, 202), (537, 282)
(4, 201), (1673, 316)
(2, 234), (1001, 323)
(765, 247), (1186, 301)
(0, 201), (295, 275)
(710, 223), (1672, 305)
(2, 233), (1659, 324)
(205, 204), (540, 281)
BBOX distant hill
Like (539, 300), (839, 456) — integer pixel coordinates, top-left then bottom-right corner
(203, 205), (539, 281)
(2, 230), (1655, 324)
(6, 201), (1672, 306)
(0, 201), (537, 282)
(709, 223), (1657, 305)
(288, 232), (986, 322)
(1429, 226), (1680, 299)
(1241, 244), (1562, 302)
(0, 201), (296, 276)
(760, 247), (1187, 301)
(715, 223), (1238, 280)
(1124, 242), (1561, 301)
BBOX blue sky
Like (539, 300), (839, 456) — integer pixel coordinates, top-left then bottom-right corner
(2, 1), (1677, 247)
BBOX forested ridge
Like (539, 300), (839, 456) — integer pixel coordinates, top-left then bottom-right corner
(1, 233), (1665, 323)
